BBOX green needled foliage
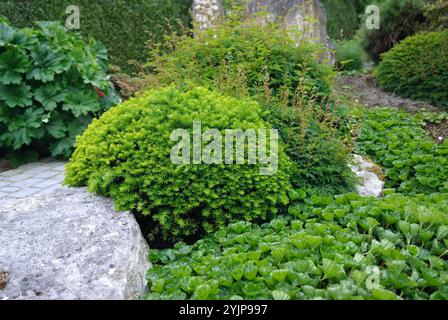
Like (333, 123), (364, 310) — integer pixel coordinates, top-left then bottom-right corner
(374, 30), (448, 108)
(145, 190), (448, 300)
(65, 87), (293, 243)
(0, 20), (119, 163)
(147, 16), (334, 106)
(147, 16), (354, 195)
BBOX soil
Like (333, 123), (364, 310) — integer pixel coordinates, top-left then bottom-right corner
(0, 159), (11, 174)
(0, 271), (9, 290)
(334, 74), (448, 143)
(334, 75), (443, 113)
(426, 120), (448, 144)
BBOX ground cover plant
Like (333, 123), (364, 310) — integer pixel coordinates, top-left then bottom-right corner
(0, 19), (119, 163)
(356, 108), (448, 194)
(374, 30), (448, 108)
(145, 191), (448, 300)
(65, 87), (292, 243)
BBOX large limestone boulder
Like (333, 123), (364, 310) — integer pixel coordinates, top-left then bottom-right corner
(0, 188), (150, 300)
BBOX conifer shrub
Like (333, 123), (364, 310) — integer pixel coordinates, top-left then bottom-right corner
(375, 30), (448, 108)
(148, 17), (334, 106)
(65, 87), (292, 243)
(147, 17), (355, 195)
(321, 0), (360, 40)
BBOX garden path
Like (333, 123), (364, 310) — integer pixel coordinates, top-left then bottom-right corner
(0, 159), (66, 206)
(334, 75), (442, 113)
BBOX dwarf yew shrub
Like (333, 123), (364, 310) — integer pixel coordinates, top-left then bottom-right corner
(65, 87), (292, 242)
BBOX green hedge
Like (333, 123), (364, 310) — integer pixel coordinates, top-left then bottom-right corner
(375, 30), (448, 108)
(0, 0), (192, 73)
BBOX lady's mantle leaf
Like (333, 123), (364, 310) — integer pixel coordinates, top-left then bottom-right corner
(0, 83), (33, 107)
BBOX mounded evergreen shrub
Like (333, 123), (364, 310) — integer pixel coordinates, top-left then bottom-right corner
(0, 0), (192, 73)
(0, 19), (119, 162)
(148, 18), (334, 105)
(65, 87), (293, 242)
(375, 30), (448, 108)
(148, 17), (355, 195)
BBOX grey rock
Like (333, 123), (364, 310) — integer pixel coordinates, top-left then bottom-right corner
(0, 188), (150, 300)
(350, 154), (385, 198)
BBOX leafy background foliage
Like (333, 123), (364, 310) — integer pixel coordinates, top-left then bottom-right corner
(0, 0), (192, 74)
(321, 0), (369, 40)
(146, 190), (448, 300)
(0, 20), (119, 163)
(65, 87), (292, 243)
(334, 38), (364, 71)
(374, 30), (448, 108)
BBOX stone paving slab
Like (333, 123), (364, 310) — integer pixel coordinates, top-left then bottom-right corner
(0, 159), (67, 206)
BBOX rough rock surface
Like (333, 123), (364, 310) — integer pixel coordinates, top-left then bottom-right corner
(193, 0), (222, 30)
(350, 154), (385, 198)
(0, 188), (150, 300)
